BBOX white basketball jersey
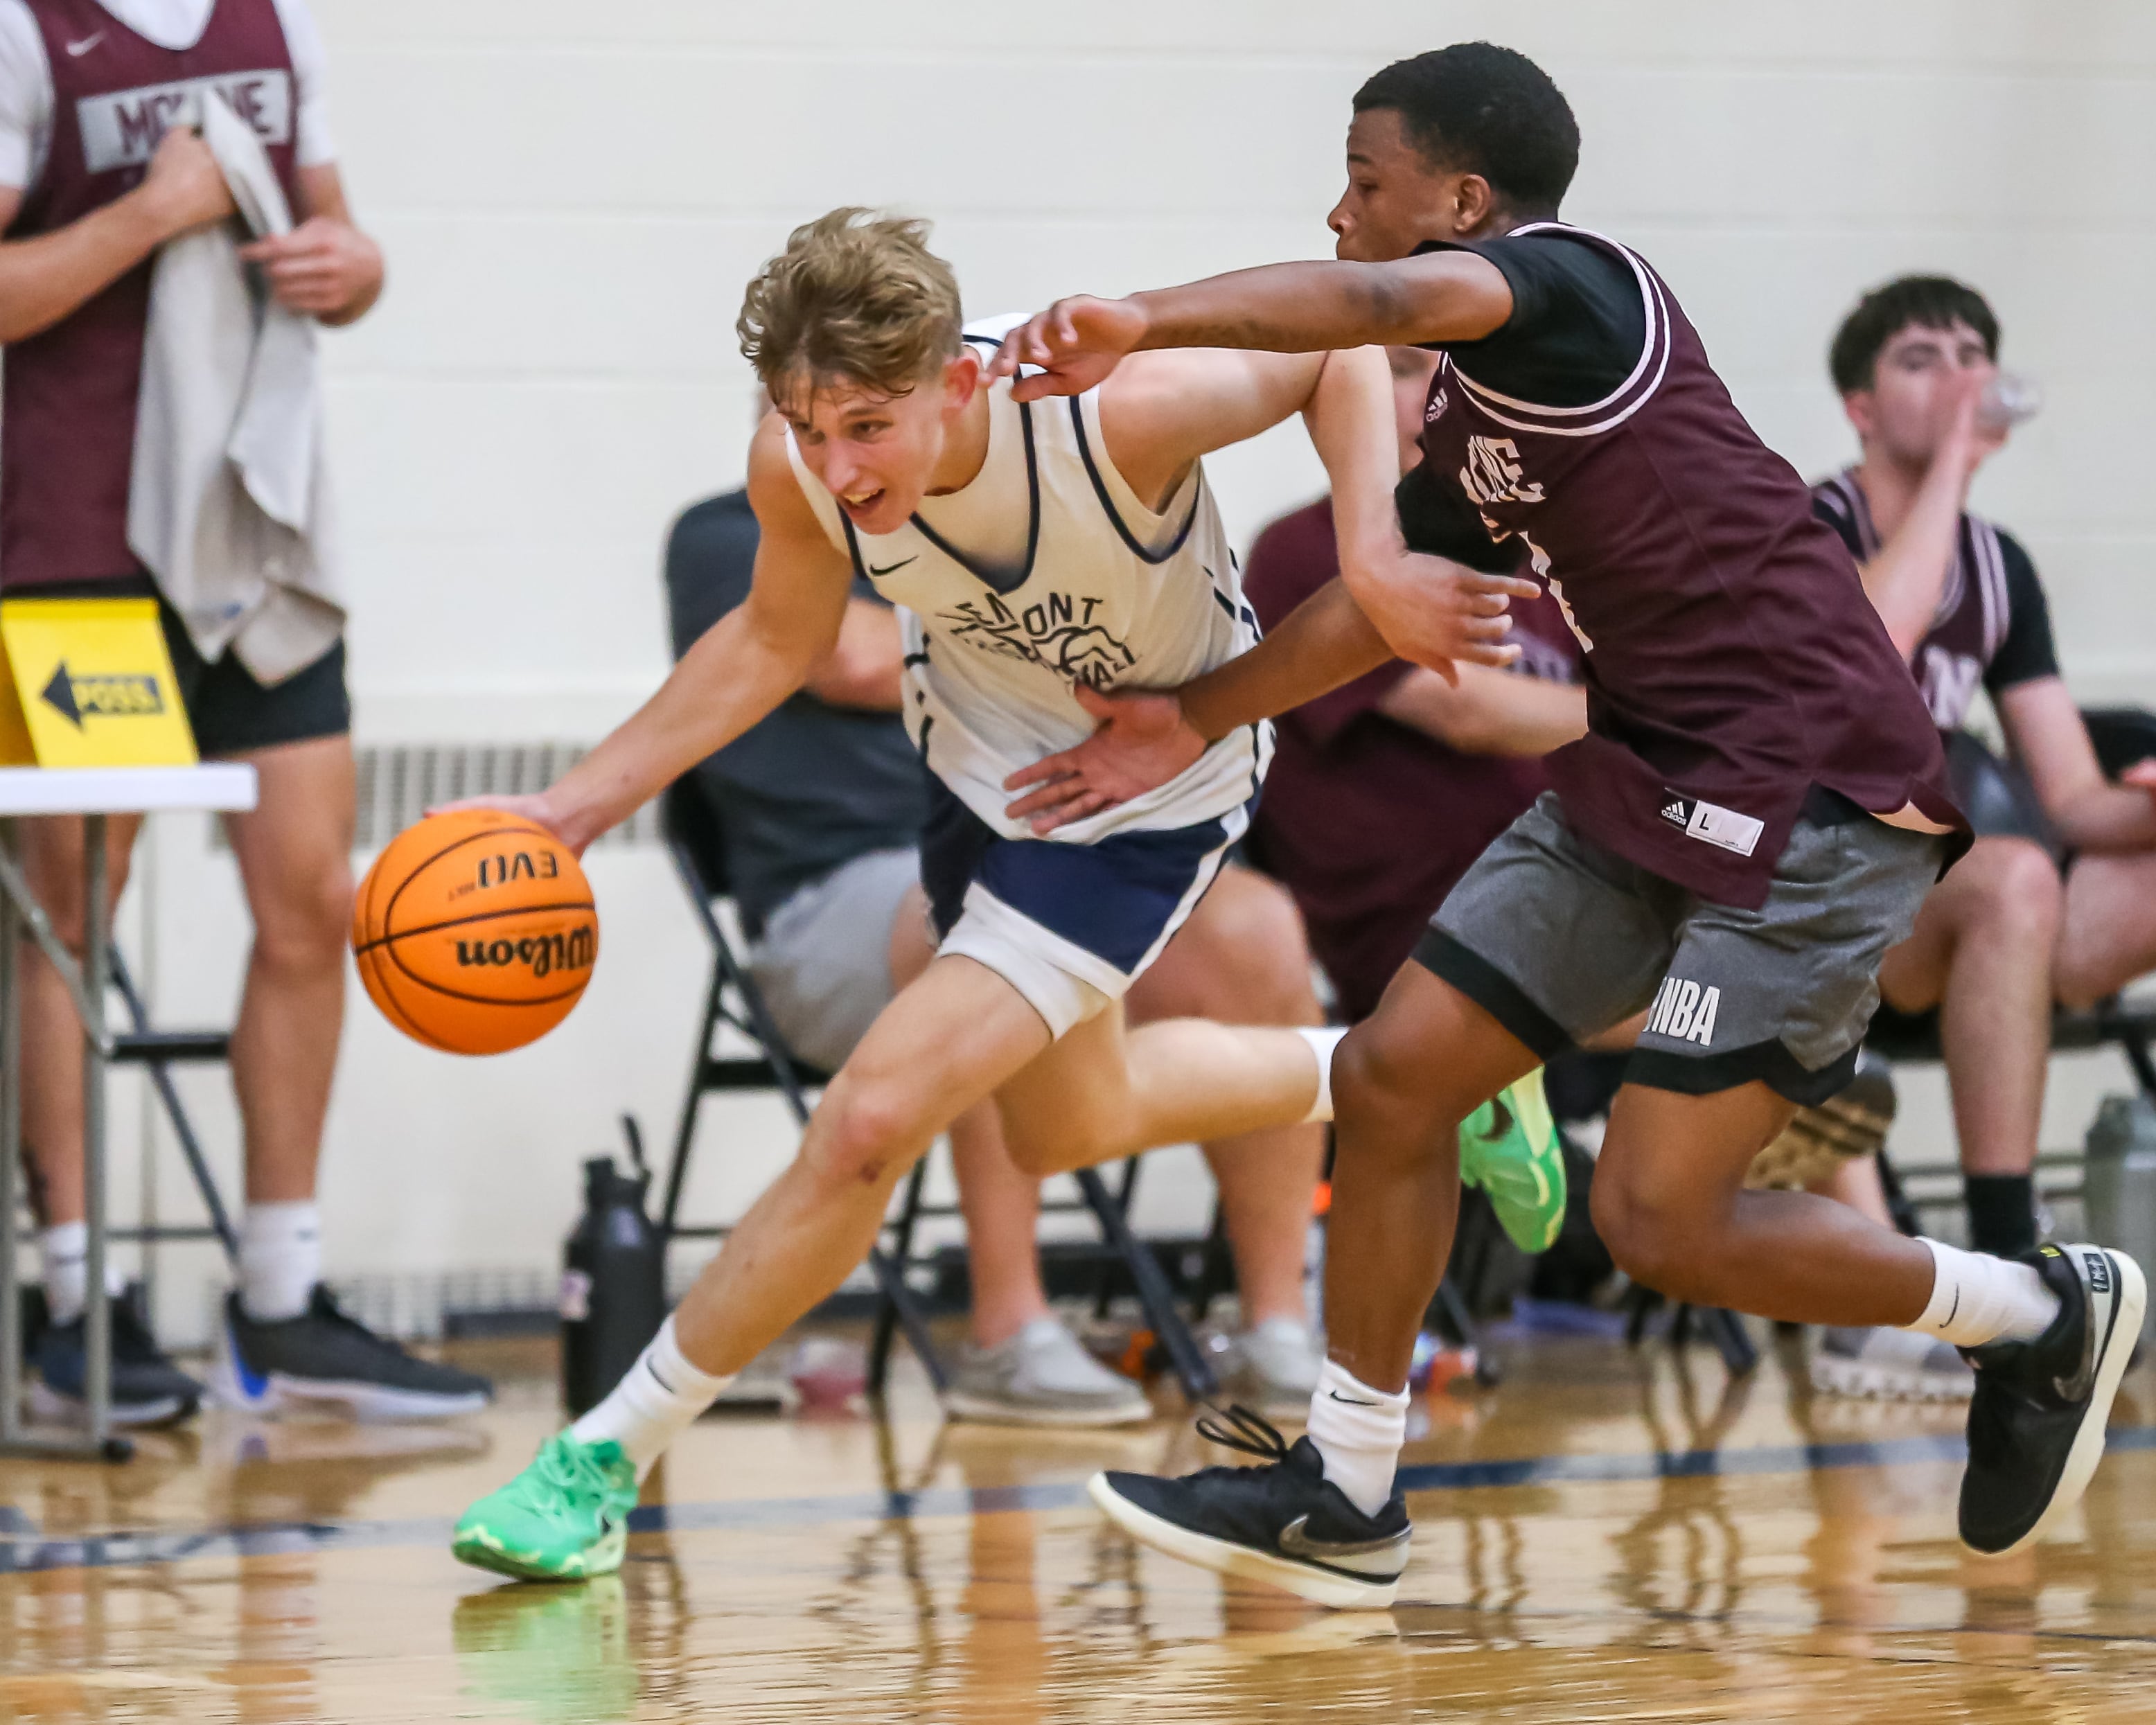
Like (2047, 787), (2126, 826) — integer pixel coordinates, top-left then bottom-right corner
(785, 319), (1269, 844)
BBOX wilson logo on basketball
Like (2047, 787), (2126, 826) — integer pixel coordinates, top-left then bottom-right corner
(455, 926), (596, 980)
(353, 810), (601, 1055)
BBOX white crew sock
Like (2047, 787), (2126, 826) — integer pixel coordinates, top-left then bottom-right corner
(240, 1201), (322, 1323)
(1305, 1356), (1409, 1517)
(39, 1221), (125, 1326)
(1296, 1027), (1349, 1124)
(570, 1315), (736, 1476)
(1905, 1237), (2060, 1349)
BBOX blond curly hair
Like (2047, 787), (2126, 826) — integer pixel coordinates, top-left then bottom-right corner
(737, 207), (964, 403)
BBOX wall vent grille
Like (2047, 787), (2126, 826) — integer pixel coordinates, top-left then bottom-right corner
(211, 743), (662, 851)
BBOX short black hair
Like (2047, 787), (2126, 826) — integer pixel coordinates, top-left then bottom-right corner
(1829, 275), (1999, 395)
(1353, 44), (1580, 214)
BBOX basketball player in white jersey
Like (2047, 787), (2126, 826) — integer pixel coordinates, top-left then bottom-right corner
(448, 208), (1535, 1581)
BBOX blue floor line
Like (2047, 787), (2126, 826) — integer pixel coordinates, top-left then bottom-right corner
(2, 1424), (2150, 1578)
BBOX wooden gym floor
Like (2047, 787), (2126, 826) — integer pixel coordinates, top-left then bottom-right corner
(6, 1324), (2156, 1724)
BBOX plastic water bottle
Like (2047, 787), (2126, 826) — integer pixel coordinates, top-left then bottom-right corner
(560, 1117), (667, 1415)
(1977, 371), (2042, 433)
(2083, 1094), (2156, 1350)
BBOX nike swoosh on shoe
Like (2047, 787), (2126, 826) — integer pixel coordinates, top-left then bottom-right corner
(1277, 1515), (1408, 1577)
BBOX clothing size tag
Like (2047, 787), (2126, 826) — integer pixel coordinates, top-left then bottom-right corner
(1657, 790), (1764, 857)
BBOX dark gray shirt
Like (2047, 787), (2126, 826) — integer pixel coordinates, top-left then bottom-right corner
(665, 490), (931, 937)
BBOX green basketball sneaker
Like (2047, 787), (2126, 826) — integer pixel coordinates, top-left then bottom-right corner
(1459, 1068), (1568, 1254)
(451, 1432), (639, 1582)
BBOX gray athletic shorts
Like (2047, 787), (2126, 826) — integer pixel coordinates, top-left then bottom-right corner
(1415, 790), (1946, 1104)
(747, 847), (920, 1074)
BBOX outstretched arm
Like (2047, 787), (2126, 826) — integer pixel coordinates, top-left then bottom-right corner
(1100, 342), (1533, 673)
(1000, 577), (1388, 833)
(1378, 664), (1588, 757)
(991, 251), (1513, 400)
(439, 418), (854, 852)
(1002, 565), (1537, 834)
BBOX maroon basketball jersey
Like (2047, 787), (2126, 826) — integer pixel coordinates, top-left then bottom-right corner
(1412, 223), (1960, 908)
(1, 0), (302, 589)
(1812, 468), (2017, 732)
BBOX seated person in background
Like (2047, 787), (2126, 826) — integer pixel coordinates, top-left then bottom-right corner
(664, 485), (1328, 1421)
(1244, 346), (1587, 1250)
(1803, 275), (2156, 1395)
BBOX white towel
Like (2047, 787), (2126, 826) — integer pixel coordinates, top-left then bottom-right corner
(127, 87), (344, 686)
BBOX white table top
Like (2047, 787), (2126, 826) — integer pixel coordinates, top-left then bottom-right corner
(0, 763), (258, 815)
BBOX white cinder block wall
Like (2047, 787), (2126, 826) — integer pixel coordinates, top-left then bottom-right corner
(117, 3), (2156, 1338)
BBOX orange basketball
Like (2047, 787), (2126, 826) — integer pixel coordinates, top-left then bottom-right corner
(352, 808), (599, 1055)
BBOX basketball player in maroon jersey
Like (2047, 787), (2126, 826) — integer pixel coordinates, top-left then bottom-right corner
(991, 43), (2142, 1604)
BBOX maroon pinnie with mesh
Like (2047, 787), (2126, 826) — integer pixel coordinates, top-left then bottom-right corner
(1, 0), (303, 589)
(1412, 222), (1961, 910)
(1812, 468), (2018, 734)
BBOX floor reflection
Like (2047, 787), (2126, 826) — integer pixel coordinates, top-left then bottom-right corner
(3, 1329), (2155, 1722)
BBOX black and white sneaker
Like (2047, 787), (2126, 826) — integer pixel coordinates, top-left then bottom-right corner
(212, 1286), (493, 1421)
(1089, 1405), (1410, 1609)
(30, 1293), (202, 1428)
(1960, 1242), (2145, 1556)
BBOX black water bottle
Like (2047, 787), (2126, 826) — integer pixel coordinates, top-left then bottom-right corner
(560, 1115), (667, 1415)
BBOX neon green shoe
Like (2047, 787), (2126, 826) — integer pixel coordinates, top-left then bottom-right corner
(451, 1432), (638, 1582)
(1459, 1068), (1568, 1254)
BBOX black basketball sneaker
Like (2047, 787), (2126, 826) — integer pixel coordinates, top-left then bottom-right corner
(213, 1287), (493, 1421)
(1960, 1241), (2144, 1555)
(1089, 1406), (1410, 1609)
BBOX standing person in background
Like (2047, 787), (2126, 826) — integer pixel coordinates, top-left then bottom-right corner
(1798, 276), (2156, 1392)
(666, 487), (1328, 1423)
(0, 0), (490, 1423)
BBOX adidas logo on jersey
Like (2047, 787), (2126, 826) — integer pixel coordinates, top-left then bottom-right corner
(1656, 789), (1765, 857)
(1646, 975), (1720, 1047)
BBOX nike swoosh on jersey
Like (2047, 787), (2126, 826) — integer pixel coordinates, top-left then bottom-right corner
(867, 557), (917, 576)
(67, 30), (106, 55)
(1277, 1515), (1410, 1577)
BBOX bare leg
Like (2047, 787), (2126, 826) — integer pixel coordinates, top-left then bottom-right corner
(16, 814), (143, 1227)
(221, 737), (357, 1203)
(1592, 1082), (1935, 1325)
(671, 955), (1054, 1374)
(992, 1000), (1321, 1180)
(1812, 1154), (1897, 1230)
(1877, 837), (2060, 1180)
(2054, 849), (2156, 1011)
(1323, 963), (1540, 1392)
(946, 1106), (1053, 1349)
(886, 887), (1053, 1351)
(1126, 865), (1323, 1326)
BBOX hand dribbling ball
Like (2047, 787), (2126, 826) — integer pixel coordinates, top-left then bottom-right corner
(353, 808), (599, 1054)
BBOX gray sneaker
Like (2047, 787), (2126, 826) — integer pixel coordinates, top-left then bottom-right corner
(943, 1317), (1153, 1427)
(1810, 1325), (1974, 1403)
(1217, 1316), (1326, 1419)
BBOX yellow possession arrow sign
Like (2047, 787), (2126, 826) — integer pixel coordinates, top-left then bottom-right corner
(0, 598), (198, 768)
